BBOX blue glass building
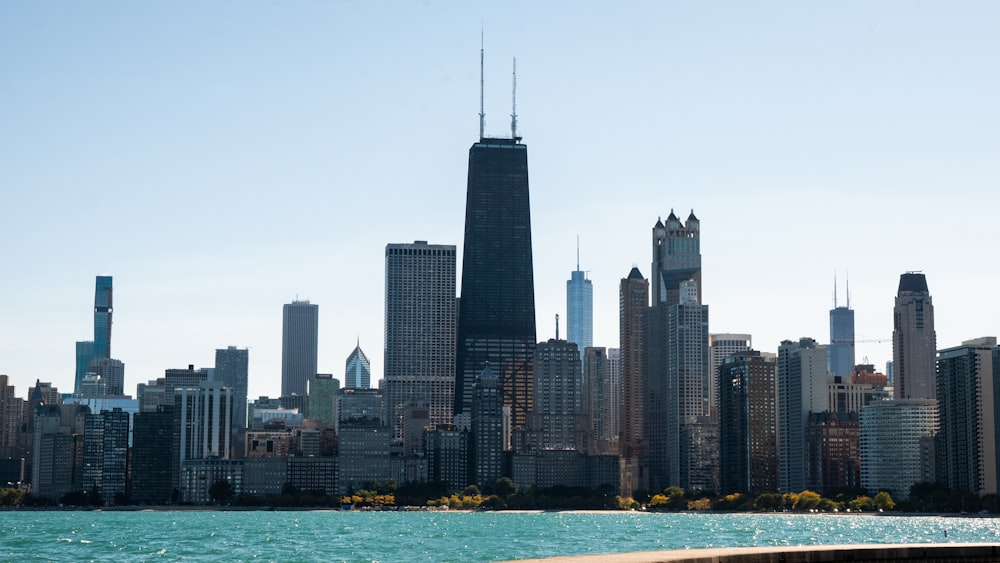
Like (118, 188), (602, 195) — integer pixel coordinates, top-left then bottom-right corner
(93, 276), (113, 360)
(566, 256), (593, 363)
(345, 344), (371, 389)
(828, 276), (855, 378)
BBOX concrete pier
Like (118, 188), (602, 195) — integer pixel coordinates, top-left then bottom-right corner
(516, 543), (1000, 562)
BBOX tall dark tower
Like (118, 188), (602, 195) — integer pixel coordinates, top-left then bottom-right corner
(454, 55), (536, 430)
(93, 275), (113, 359)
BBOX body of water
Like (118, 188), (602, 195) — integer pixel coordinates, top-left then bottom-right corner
(1, 510), (998, 562)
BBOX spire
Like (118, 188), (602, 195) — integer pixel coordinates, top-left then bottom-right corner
(479, 28), (485, 140)
(576, 235), (580, 271)
(555, 313), (559, 340)
(511, 57), (518, 141)
(846, 271), (851, 309)
(834, 271), (838, 309)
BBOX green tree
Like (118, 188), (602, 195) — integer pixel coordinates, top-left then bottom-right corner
(209, 479), (234, 505)
(462, 484), (481, 497)
(793, 490), (821, 511)
(873, 491), (895, 511)
(496, 477), (519, 498)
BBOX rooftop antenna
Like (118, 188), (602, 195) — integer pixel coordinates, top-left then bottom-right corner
(846, 271), (851, 309)
(833, 271), (837, 309)
(479, 28), (485, 140)
(555, 313), (559, 340)
(576, 235), (580, 271)
(511, 57), (518, 141)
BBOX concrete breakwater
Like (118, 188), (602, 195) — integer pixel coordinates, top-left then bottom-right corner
(518, 543), (1000, 562)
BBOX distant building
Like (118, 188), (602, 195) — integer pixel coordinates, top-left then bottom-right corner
(668, 280), (711, 490)
(425, 425), (469, 492)
(164, 365), (209, 397)
(470, 367), (504, 489)
(0, 375), (24, 456)
(31, 403), (90, 500)
(281, 300), (319, 397)
(529, 339), (582, 452)
(453, 136), (537, 430)
(583, 347), (616, 455)
(383, 241), (457, 445)
(936, 337), (999, 495)
(806, 411), (860, 494)
(215, 347), (249, 430)
(132, 405), (175, 505)
(709, 334), (751, 417)
(174, 381), (234, 499)
(719, 350), (778, 495)
(74, 341), (95, 395)
(81, 408), (129, 504)
(828, 277), (855, 378)
(619, 267), (647, 463)
(344, 343), (371, 389)
(566, 249), (593, 363)
(777, 337), (830, 493)
(651, 210), (701, 306)
(338, 422), (389, 494)
(893, 273), (936, 400)
(93, 276), (113, 360)
(860, 399), (938, 500)
(87, 358), (125, 396)
(307, 374), (339, 427)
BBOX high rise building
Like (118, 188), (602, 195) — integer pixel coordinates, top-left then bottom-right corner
(215, 347), (249, 430)
(131, 405), (174, 505)
(651, 210), (701, 306)
(709, 334), (751, 418)
(860, 399), (938, 500)
(383, 241), (457, 443)
(829, 275), (855, 378)
(566, 247), (593, 363)
(619, 268), (648, 461)
(936, 337), (998, 495)
(173, 381), (233, 497)
(583, 347), (616, 455)
(0, 375), (24, 456)
(344, 343), (371, 389)
(667, 281), (711, 490)
(307, 374), (340, 427)
(470, 367), (504, 489)
(893, 272), (936, 400)
(454, 133), (536, 430)
(281, 300), (319, 397)
(718, 350), (778, 495)
(74, 341), (94, 395)
(777, 337), (830, 493)
(529, 339), (582, 451)
(81, 407), (129, 505)
(31, 403), (89, 500)
(93, 275), (113, 360)
(87, 358), (125, 396)
(164, 365), (209, 397)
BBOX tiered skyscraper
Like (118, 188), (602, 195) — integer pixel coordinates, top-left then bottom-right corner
(383, 241), (457, 442)
(344, 343), (371, 389)
(566, 245), (593, 363)
(828, 276), (855, 378)
(892, 272), (936, 400)
(281, 300), (319, 397)
(454, 130), (536, 430)
(75, 275), (115, 394)
(651, 211), (701, 306)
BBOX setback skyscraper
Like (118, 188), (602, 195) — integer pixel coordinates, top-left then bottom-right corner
(566, 245), (593, 363)
(281, 300), (319, 397)
(383, 241), (457, 442)
(892, 272), (936, 400)
(454, 134), (536, 429)
(829, 276), (855, 378)
(651, 211), (701, 306)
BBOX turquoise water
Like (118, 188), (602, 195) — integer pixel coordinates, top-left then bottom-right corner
(1, 511), (998, 562)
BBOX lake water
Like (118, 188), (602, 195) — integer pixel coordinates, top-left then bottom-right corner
(1, 510), (998, 562)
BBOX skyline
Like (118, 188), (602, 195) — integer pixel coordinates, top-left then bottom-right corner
(2, 2), (998, 400)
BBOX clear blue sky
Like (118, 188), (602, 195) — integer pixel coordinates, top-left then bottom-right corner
(2, 1), (997, 400)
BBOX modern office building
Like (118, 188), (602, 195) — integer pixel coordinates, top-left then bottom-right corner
(425, 425), (469, 492)
(164, 365), (209, 397)
(828, 277), (855, 378)
(281, 300), (319, 397)
(805, 411), (860, 494)
(307, 374), (339, 427)
(383, 241), (457, 442)
(174, 381), (234, 497)
(87, 358), (125, 396)
(718, 350), (778, 495)
(619, 268), (648, 462)
(81, 407), (129, 504)
(583, 347), (616, 455)
(74, 341), (95, 396)
(454, 132), (537, 431)
(936, 337), (999, 495)
(777, 337), (831, 493)
(892, 272), (936, 400)
(215, 347), (249, 430)
(131, 405), (174, 505)
(470, 367), (504, 489)
(93, 275), (113, 360)
(529, 339), (582, 451)
(345, 343), (371, 389)
(566, 248), (593, 363)
(709, 333), (751, 417)
(860, 399), (938, 499)
(667, 281), (711, 490)
(651, 210), (701, 306)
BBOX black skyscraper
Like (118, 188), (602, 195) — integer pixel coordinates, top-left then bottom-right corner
(454, 137), (537, 430)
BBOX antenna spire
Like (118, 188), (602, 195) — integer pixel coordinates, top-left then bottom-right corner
(846, 271), (851, 309)
(833, 271), (838, 308)
(555, 313), (559, 340)
(479, 29), (485, 140)
(511, 57), (518, 141)
(576, 235), (580, 271)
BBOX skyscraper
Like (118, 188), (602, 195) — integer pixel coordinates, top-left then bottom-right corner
(859, 399), (938, 500)
(529, 339), (582, 451)
(709, 333), (751, 417)
(383, 241), (457, 441)
(454, 134), (536, 429)
(893, 272), (937, 400)
(619, 268), (648, 461)
(777, 337), (830, 493)
(829, 276), (855, 378)
(344, 344), (371, 389)
(215, 347), (249, 430)
(936, 337), (998, 495)
(281, 300), (319, 397)
(718, 350), (778, 495)
(651, 210), (701, 306)
(93, 275), (113, 360)
(566, 246), (593, 363)
(470, 367), (503, 489)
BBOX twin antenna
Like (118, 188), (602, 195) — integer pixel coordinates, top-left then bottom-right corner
(479, 31), (519, 142)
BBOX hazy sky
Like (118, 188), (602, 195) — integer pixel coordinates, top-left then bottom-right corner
(2, 2), (997, 400)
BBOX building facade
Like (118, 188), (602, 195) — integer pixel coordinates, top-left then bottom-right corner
(529, 339), (582, 451)
(777, 337), (830, 493)
(667, 280), (710, 490)
(454, 136), (536, 432)
(893, 272), (936, 400)
(567, 255), (593, 363)
(718, 350), (778, 495)
(651, 210), (701, 306)
(344, 344), (371, 389)
(860, 399), (938, 500)
(215, 347), (249, 430)
(281, 300), (319, 397)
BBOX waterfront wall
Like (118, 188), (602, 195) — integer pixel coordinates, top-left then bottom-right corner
(520, 543), (1000, 562)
